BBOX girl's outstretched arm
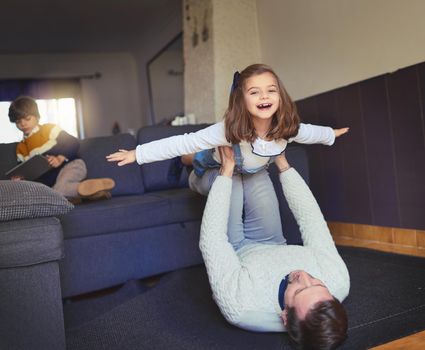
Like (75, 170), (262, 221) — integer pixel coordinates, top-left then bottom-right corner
(106, 149), (136, 166)
(290, 123), (349, 146)
(334, 127), (349, 138)
(106, 121), (229, 166)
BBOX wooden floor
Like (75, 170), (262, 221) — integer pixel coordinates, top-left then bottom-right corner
(370, 330), (425, 350)
(334, 236), (425, 349)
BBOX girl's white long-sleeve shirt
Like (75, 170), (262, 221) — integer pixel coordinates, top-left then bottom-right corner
(199, 169), (350, 332)
(135, 121), (335, 170)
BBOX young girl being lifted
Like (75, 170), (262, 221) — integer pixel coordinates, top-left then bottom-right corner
(107, 63), (348, 194)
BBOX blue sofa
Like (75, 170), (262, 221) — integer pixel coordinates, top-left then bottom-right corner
(0, 124), (308, 350)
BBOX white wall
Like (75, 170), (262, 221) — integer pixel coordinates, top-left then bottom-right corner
(133, 0), (183, 125)
(212, 0), (261, 120)
(184, 0), (261, 123)
(149, 50), (184, 123)
(0, 53), (141, 138)
(184, 0), (215, 123)
(256, 0), (425, 100)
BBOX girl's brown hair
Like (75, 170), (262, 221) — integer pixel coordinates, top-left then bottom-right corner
(224, 64), (300, 144)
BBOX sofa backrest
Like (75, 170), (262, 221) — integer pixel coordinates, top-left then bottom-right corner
(0, 143), (19, 180)
(137, 124), (210, 192)
(78, 133), (144, 196)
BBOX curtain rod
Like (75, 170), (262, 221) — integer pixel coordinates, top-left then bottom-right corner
(1, 72), (102, 81)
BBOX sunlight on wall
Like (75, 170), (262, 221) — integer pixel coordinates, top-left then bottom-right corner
(0, 98), (78, 144)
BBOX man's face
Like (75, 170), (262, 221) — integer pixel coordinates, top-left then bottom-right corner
(281, 270), (333, 325)
(15, 115), (39, 136)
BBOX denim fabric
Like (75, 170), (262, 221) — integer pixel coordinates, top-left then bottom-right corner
(189, 168), (286, 251)
(190, 145), (308, 245)
(192, 144), (273, 178)
(227, 169), (286, 250)
(192, 149), (220, 177)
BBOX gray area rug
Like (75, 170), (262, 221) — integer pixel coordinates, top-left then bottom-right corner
(65, 246), (425, 349)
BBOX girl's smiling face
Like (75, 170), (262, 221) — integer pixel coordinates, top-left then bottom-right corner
(243, 72), (280, 123)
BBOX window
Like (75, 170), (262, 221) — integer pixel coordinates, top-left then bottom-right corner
(0, 98), (79, 143)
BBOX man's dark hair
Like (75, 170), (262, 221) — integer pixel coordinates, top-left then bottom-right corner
(286, 298), (348, 350)
(8, 96), (40, 123)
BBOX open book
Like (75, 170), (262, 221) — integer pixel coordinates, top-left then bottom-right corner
(5, 155), (52, 181)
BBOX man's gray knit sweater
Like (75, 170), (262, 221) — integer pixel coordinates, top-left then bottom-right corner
(199, 168), (350, 332)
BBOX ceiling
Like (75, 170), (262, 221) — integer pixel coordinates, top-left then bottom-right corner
(0, 0), (179, 54)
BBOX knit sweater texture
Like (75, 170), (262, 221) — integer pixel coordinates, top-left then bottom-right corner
(199, 169), (350, 332)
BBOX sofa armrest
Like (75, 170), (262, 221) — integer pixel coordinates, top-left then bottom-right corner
(0, 217), (66, 350)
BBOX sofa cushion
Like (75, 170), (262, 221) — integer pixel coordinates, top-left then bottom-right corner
(60, 188), (206, 239)
(0, 180), (73, 221)
(0, 217), (63, 268)
(78, 133), (144, 196)
(137, 124), (210, 192)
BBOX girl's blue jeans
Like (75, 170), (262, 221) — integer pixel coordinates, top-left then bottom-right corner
(189, 168), (286, 250)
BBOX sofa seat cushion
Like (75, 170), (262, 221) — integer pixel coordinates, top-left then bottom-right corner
(0, 217), (63, 268)
(60, 189), (206, 239)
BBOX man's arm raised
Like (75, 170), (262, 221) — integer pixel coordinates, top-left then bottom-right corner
(199, 147), (244, 324)
(275, 154), (336, 250)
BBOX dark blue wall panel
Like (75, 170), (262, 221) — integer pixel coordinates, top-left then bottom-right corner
(336, 84), (372, 224)
(387, 66), (425, 229)
(296, 61), (425, 230)
(359, 76), (400, 227)
(296, 98), (325, 209)
(316, 91), (346, 221)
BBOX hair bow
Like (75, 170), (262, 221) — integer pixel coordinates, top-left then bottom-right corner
(231, 71), (240, 93)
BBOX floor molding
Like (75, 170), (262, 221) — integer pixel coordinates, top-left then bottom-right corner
(328, 222), (425, 258)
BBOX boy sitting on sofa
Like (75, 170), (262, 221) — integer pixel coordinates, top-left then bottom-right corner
(8, 95), (115, 202)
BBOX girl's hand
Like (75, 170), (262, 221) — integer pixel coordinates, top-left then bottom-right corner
(46, 155), (66, 168)
(334, 127), (349, 138)
(11, 175), (24, 181)
(106, 149), (137, 166)
(218, 146), (235, 178)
